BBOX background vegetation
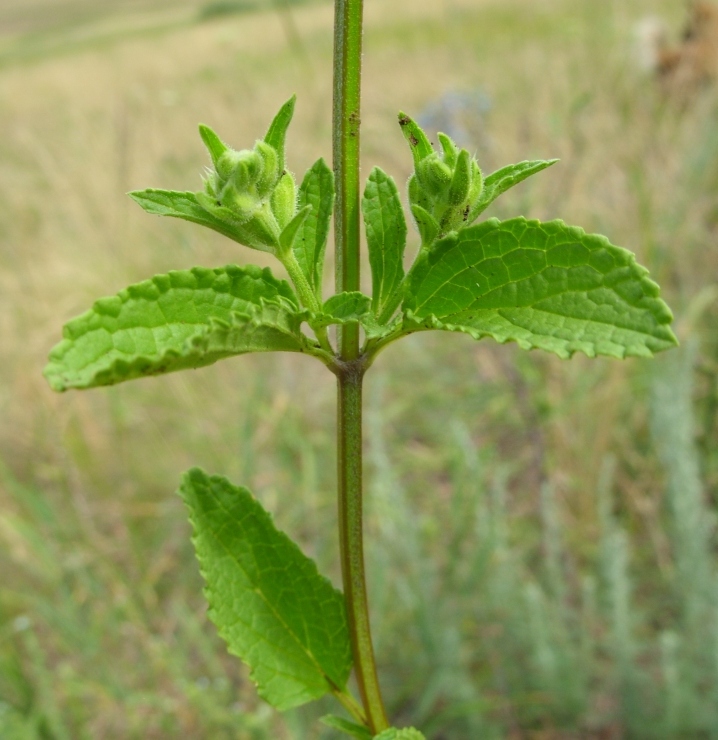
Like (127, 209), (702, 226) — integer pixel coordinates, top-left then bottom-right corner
(1, 0), (717, 737)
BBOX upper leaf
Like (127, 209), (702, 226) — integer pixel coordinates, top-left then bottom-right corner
(310, 291), (372, 330)
(362, 168), (407, 318)
(294, 158), (335, 295)
(128, 189), (257, 244)
(469, 159), (558, 221)
(403, 217), (677, 360)
(180, 469), (352, 711)
(264, 95), (296, 173)
(44, 265), (304, 391)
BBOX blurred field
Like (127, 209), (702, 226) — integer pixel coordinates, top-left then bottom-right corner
(1, 0), (718, 737)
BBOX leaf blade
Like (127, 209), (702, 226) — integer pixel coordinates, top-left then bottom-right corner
(128, 189), (242, 242)
(470, 159), (558, 220)
(321, 716), (372, 739)
(180, 469), (352, 711)
(373, 729), (426, 740)
(263, 94), (296, 172)
(404, 217), (677, 360)
(294, 158), (335, 295)
(44, 265), (304, 391)
(362, 168), (407, 317)
(310, 291), (372, 330)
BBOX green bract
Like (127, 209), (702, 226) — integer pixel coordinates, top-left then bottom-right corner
(44, 92), (678, 738)
(398, 112), (558, 243)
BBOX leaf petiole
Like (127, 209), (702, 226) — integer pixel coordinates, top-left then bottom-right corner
(332, 687), (370, 726)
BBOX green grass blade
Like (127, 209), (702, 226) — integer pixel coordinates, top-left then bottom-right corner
(362, 167), (407, 317)
(403, 217), (677, 359)
(44, 265), (304, 391)
(179, 469), (352, 711)
(295, 158), (335, 295)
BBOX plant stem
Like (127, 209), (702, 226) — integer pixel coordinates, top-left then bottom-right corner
(333, 0), (389, 733)
(337, 367), (388, 733)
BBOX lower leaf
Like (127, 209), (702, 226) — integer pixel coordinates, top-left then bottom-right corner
(321, 715), (372, 739)
(373, 729), (426, 740)
(179, 469), (353, 712)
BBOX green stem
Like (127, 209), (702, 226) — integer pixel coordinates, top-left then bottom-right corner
(333, 0), (389, 733)
(337, 368), (388, 733)
(282, 249), (321, 313)
(281, 250), (334, 353)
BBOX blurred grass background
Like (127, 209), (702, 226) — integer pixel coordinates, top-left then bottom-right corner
(1, 0), (718, 737)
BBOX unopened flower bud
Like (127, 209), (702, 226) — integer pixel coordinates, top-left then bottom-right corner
(270, 172), (297, 231)
(399, 113), (486, 241)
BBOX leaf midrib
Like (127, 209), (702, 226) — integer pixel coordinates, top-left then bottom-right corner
(198, 483), (345, 692)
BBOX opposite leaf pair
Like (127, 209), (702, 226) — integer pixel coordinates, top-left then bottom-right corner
(45, 97), (676, 393)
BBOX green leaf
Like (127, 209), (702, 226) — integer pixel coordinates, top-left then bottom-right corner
(198, 124), (229, 167)
(180, 469), (352, 711)
(279, 205), (311, 254)
(264, 95), (296, 172)
(129, 189), (250, 243)
(410, 204), (440, 247)
(44, 265), (305, 391)
(311, 291), (372, 329)
(469, 159), (558, 220)
(397, 112), (433, 165)
(403, 217), (677, 360)
(320, 716), (372, 739)
(295, 158), (335, 295)
(362, 168), (407, 317)
(373, 729), (426, 740)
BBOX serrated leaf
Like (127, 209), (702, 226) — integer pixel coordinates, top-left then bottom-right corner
(311, 291), (372, 329)
(44, 265), (304, 391)
(180, 469), (352, 711)
(362, 168), (407, 317)
(295, 158), (335, 295)
(321, 715), (372, 739)
(469, 159), (558, 220)
(129, 189), (249, 242)
(403, 217), (677, 360)
(264, 95), (296, 172)
(373, 728), (426, 740)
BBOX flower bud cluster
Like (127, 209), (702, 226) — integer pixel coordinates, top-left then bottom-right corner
(399, 114), (484, 244)
(195, 98), (298, 254)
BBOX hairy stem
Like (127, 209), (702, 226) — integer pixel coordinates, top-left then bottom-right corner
(337, 368), (388, 733)
(333, 0), (389, 732)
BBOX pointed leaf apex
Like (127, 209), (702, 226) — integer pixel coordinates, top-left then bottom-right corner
(437, 132), (459, 164)
(198, 124), (230, 167)
(397, 112), (434, 164)
(264, 95), (297, 170)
